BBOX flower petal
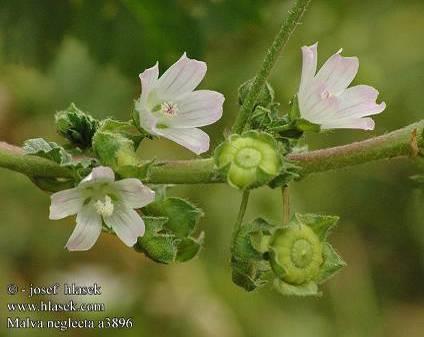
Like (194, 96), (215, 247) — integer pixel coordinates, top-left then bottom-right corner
(315, 51), (359, 95)
(65, 204), (102, 251)
(104, 206), (145, 247)
(320, 117), (375, 130)
(299, 43), (318, 95)
(167, 90), (224, 128)
(80, 166), (115, 186)
(50, 187), (83, 220)
(115, 178), (156, 209)
(154, 127), (210, 155)
(137, 104), (160, 135)
(139, 62), (159, 101)
(332, 85), (386, 119)
(156, 53), (207, 99)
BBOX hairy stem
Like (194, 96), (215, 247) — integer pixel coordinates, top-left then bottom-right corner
(282, 186), (290, 225)
(232, 0), (312, 133)
(0, 121), (423, 184)
(234, 191), (250, 234)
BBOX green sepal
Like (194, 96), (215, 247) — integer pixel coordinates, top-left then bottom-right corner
(268, 161), (301, 189)
(238, 79), (275, 109)
(288, 95), (300, 121)
(316, 243), (346, 283)
(294, 118), (321, 132)
(273, 278), (321, 297)
(98, 119), (146, 148)
(134, 216), (179, 264)
(295, 213), (339, 241)
(55, 103), (99, 149)
(231, 218), (274, 291)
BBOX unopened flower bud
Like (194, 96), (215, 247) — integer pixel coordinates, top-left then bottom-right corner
(55, 103), (99, 149)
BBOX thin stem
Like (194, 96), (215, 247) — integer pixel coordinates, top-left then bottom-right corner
(0, 120), (423, 184)
(234, 190), (250, 234)
(282, 186), (290, 225)
(232, 0), (312, 133)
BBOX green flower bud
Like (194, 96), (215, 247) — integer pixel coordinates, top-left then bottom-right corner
(55, 103), (99, 149)
(215, 131), (282, 189)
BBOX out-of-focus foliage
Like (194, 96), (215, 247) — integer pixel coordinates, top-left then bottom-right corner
(1, 1), (424, 337)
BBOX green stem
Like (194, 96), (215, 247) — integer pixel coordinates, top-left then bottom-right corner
(1, 120), (423, 184)
(234, 190), (250, 234)
(282, 186), (290, 225)
(231, 0), (312, 133)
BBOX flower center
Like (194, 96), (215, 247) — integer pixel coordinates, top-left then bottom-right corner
(321, 89), (331, 99)
(160, 102), (179, 117)
(95, 195), (114, 217)
(235, 147), (262, 169)
(291, 239), (313, 268)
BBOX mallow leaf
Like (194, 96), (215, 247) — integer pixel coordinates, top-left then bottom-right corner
(23, 138), (94, 179)
(136, 197), (205, 264)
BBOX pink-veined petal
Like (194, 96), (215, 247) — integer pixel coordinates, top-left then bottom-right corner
(332, 85), (386, 119)
(299, 43), (318, 95)
(167, 90), (224, 128)
(104, 206), (145, 247)
(315, 51), (359, 95)
(320, 117), (375, 130)
(156, 53), (207, 99)
(139, 62), (159, 101)
(115, 178), (156, 209)
(154, 127), (210, 155)
(65, 204), (102, 251)
(49, 187), (83, 220)
(80, 166), (115, 186)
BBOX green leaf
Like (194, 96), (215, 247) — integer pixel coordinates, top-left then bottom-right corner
(23, 138), (72, 165)
(295, 213), (339, 240)
(138, 197), (205, 264)
(231, 218), (274, 291)
(55, 103), (99, 149)
(144, 197), (203, 237)
(317, 243), (346, 283)
(134, 216), (179, 264)
(273, 279), (321, 297)
(23, 138), (96, 183)
(176, 233), (204, 262)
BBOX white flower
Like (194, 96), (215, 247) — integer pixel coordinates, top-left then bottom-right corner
(49, 166), (155, 251)
(298, 42), (386, 130)
(135, 53), (225, 155)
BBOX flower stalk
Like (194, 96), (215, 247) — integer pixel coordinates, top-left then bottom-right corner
(232, 0), (312, 133)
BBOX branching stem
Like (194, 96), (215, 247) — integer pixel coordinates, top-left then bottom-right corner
(1, 120), (423, 184)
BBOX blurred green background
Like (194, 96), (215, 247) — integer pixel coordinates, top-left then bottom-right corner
(1, 0), (424, 336)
